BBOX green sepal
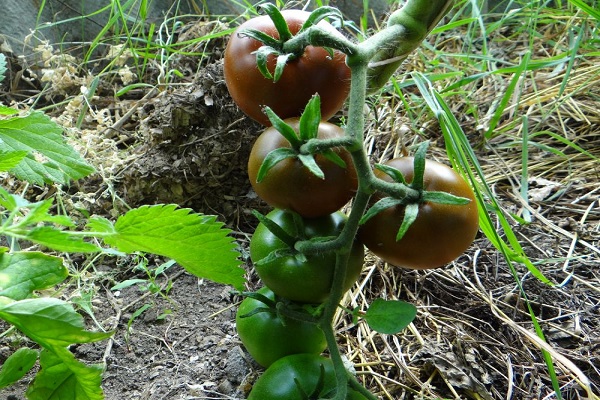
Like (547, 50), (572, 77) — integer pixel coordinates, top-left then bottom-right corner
(274, 53), (293, 82)
(411, 141), (429, 191)
(253, 45), (279, 80)
(298, 153), (325, 180)
(253, 247), (296, 267)
(422, 191), (471, 205)
(321, 149), (347, 168)
(374, 163), (408, 185)
(259, 3), (293, 42)
(252, 210), (298, 250)
(238, 291), (278, 310)
(240, 28), (281, 49)
(256, 147), (297, 182)
(298, 95), (322, 141)
(264, 107), (302, 148)
(395, 202), (419, 241)
(359, 197), (404, 225)
(300, 7), (344, 33)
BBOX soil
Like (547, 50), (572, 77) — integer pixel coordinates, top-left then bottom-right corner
(1, 10), (599, 400)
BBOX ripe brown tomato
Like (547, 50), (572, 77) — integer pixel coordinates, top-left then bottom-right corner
(359, 157), (479, 269)
(248, 119), (357, 218)
(223, 10), (351, 126)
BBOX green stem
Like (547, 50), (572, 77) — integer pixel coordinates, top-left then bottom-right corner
(300, 137), (359, 155)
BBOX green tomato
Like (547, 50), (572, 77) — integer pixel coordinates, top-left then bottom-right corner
(236, 287), (326, 368)
(250, 209), (365, 304)
(247, 354), (369, 400)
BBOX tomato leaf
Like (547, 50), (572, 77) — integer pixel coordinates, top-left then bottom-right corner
(364, 299), (417, 334)
(321, 149), (347, 168)
(298, 154), (325, 179)
(374, 163), (408, 184)
(26, 347), (104, 400)
(256, 147), (297, 182)
(101, 205), (245, 290)
(299, 95), (321, 140)
(411, 141), (430, 191)
(422, 190), (472, 205)
(259, 3), (292, 42)
(0, 111), (94, 184)
(359, 197), (404, 225)
(0, 251), (68, 301)
(0, 347), (39, 389)
(396, 202), (419, 241)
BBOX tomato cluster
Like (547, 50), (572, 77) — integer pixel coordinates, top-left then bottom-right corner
(223, 6), (479, 399)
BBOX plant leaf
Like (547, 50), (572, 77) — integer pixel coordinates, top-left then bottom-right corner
(298, 153), (325, 179)
(102, 204), (245, 290)
(27, 226), (101, 253)
(422, 190), (471, 205)
(0, 150), (28, 172)
(0, 251), (68, 301)
(0, 111), (94, 184)
(0, 347), (39, 389)
(364, 298), (417, 334)
(256, 147), (297, 182)
(396, 202), (419, 241)
(374, 163), (407, 184)
(26, 347), (104, 400)
(321, 149), (347, 168)
(263, 107), (302, 147)
(0, 298), (113, 348)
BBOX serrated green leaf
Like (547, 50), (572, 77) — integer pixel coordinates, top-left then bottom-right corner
(0, 251), (68, 300)
(26, 347), (104, 400)
(396, 202), (419, 241)
(364, 298), (417, 334)
(422, 190), (471, 205)
(19, 198), (75, 227)
(0, 298), (113, 348)
(102, 204), (244, 290)
(256, 147), (297, 182)
(298, 153), (325, 179)
(0, 111), (95, 184)
(86, 215), (116, 234)
(0, 150), (28, 171)
(0, 106), (19, 116)
(27, 226), (101, 253)
(299, 95), (321, 140)
(359, 197), (404, 225)
(0, 347), (39, 389)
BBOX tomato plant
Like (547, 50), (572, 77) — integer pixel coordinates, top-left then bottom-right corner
(248, 118), (358, 218)
(359, 157), (479, 269)
(223, 10), (351, 126)
(250, 209), (364, 304)
(236, 287), (327, 367)
(247, 353), (368, 400)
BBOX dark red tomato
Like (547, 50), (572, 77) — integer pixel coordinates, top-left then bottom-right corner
(247, 354), (369, 400)
(359, 157), (479, 269)
(248, 119), (358, 218)
(250, 209), (364, 304)
(236, 287), (326, 368)
(223, 10), (351, 126)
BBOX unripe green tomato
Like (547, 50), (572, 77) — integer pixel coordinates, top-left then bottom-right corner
(236, 287), (326, 368)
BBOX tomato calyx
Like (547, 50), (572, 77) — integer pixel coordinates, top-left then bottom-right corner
(256, 95), (351, 183)
(238, 289), (322, 326)
(361, 141), (472, 242)
(240, 4), (345, 82)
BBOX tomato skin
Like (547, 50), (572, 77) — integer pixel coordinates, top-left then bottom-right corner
(247, 354), (368, 400)
(236, 287), (326, 368)
(248, 119), (358, 218)
(223, 10), (351, 126)
(359, 157), (479, 269)
(250, 209), (364, 304)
